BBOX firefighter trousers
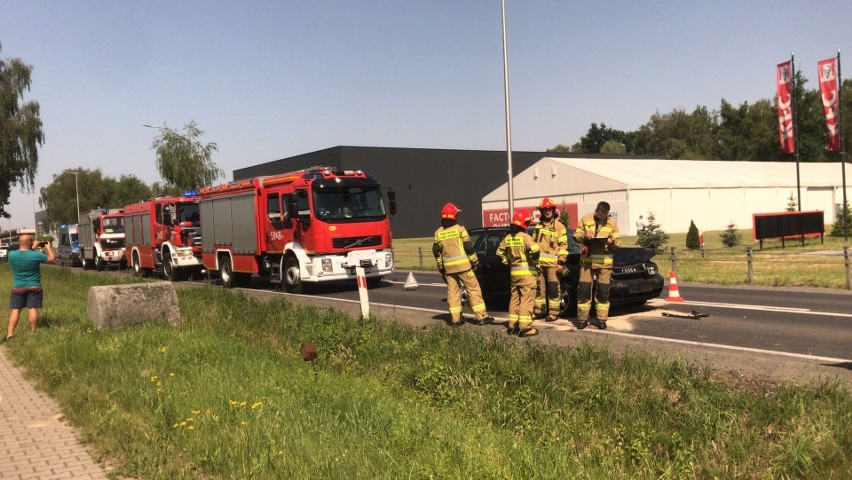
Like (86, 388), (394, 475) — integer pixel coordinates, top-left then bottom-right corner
(446, 269), (488, 323)
(508, 278), (536, 329)
(534, 265), (561, 318)
(577, 265), (612, 322)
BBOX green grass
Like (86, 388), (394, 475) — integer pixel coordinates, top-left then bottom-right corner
(2, 266), (850, 478)
(395, 228), (852, 289)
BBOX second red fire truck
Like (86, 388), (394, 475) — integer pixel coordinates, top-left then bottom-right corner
(198, 166), (396, 290)
(123, 195), (203, 280)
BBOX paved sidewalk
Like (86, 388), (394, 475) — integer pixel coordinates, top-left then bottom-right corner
(0, 346), (108, 480)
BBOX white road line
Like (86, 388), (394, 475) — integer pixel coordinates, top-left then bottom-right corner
(266, 290), (851, 364)
(385, 279), (445, 288)
(648, 298), (852, 318)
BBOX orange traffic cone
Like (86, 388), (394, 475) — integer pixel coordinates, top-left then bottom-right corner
(666, 271), (685, 302)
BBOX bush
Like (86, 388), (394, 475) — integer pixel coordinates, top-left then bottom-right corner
(637, 212), (669, 252)
(685, 220), (700, 250)
(830, 199), (851, 238)
(720, 221), (741, 247)
(786, 192), (798, 212)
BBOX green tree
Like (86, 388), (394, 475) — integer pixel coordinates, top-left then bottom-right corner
(720, 221), (742, 247)
(830, 199), (851, 238)
(0, 42), (45, 218)
(149, 121), (223, 191)
(685, 220), (700, 250)
(785, 192), (798, 212)
(109, 175), (153, 208)
(636, 212), (669, 252)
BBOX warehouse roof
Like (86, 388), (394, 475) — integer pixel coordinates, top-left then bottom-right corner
(543, 158), (848, 189)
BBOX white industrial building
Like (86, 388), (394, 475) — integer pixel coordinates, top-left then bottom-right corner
(482, 158), (851, 236)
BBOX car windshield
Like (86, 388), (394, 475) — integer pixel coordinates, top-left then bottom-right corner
(102, 215), (124, 233)
(313, 186), (386, 222)
(177, 203), (200, 224)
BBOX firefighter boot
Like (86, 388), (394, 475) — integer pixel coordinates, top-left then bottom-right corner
(519, 327), (539, 337)
(477, 315), (495, 326)
(506, 322), (519, 336)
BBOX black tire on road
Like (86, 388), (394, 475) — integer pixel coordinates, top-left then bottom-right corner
(163, 249), (184, 282)
(283, 256), (303, 293)
(132, 252), (144, 277)
(95, 254), (104, 271)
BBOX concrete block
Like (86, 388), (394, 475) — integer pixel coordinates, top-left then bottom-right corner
(87, 282), (181, 329)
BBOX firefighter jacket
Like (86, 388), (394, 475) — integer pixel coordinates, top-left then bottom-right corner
(433, 224), (478, 274)
(573, 213), (621, 268)
(496, 231), (540, 283)
(533, 217), (568, 267)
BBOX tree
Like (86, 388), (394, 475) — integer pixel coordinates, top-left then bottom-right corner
(558, 203), (570, 229)
(686, 220), (700, 250)
(636, 212), (669, 252)
(786, 192), (797, 212)
(0, 42), (45, 218)
(830, 199), (851, 238)
(720, 221), (742, 247)
(150, 121), (223, 191)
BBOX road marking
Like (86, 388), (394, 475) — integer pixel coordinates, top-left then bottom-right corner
(266, 290), (851, 364)
(648, 298), (852, 318)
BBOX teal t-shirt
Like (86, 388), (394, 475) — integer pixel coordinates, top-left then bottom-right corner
(9, 249), (49, 289)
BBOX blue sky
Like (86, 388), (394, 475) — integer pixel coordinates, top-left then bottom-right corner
(2, 0), (851, 228)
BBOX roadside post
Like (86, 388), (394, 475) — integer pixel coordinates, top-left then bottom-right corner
(747, 247), (754, 284)
(670, 247), (677, 274)
(844, 246), (851, 290)
(356, 266), (370, 318)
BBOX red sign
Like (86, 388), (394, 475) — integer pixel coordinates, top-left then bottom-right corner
(818, 57), (841, 153)
(776, 61), (796, 154)
(482, 203), (578, 228)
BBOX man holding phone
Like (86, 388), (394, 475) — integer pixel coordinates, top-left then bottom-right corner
(4, 233), (55, 341)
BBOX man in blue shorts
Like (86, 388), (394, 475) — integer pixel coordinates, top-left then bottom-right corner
(5, 233), (55, 341)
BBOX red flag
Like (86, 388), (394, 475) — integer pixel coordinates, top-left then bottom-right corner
(776, 61), (796, 154)
(817, 58), (841, 152)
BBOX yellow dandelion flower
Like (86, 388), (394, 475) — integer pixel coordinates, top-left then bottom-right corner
(241, 421), (247, 426)
(169, 372), (175, 377)
(186, 417), (194, 422)
(187, 425), (195, 430)
(240, 401), (247, 407)
(251, 402), (262, 410)
(229, 400), (238, 406)
(157, 388), (163, 394)
(159, 346), (168, 353)
(150, 375), (158, 382)
(277, 451), (284, 456)
(180, 421), (187, 427)
(205, 409), (212, 415)
(192, 410), (201, 415)
(173, 423), (179, 429)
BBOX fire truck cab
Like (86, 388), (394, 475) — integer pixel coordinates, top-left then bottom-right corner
(78, 208), (126, 270)
(123, 195), (203, 280)
(199, 166), (396, 291)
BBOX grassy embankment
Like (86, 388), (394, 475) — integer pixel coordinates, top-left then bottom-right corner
(2, 265), (850, 478)
(394, 228), (851, 289)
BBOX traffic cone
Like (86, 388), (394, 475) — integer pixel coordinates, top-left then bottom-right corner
(666, 271), (685, 302)
(403, 272), (420, 291)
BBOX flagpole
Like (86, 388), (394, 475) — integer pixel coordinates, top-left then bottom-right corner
(792, 53), (802, 211)
(837, 50), (847, 244)
(501, 0), (514, 219)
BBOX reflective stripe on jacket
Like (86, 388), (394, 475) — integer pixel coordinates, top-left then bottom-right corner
(534, 218), (568, 265)
(573, 213), (621, 268)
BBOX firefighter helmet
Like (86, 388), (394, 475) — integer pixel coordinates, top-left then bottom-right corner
(441, 203), (461, 219)
(538, 197), (557, 211)
(511, 209), (533, 228)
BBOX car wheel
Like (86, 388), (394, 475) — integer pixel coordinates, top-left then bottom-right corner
(283, 256), (303, 293)
(558, 285), (577, 317)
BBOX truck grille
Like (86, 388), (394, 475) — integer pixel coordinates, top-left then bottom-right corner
(332, 235), (382, 249)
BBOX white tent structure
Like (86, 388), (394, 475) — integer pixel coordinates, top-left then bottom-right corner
(482, 158), (851, 236)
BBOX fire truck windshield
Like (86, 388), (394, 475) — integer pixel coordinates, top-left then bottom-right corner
(102, 216), (124, 234)
(313, 186), (386, 222)
(177, 203), (201, 225)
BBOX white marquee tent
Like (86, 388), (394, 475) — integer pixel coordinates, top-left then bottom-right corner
(482, 158), (851, 236)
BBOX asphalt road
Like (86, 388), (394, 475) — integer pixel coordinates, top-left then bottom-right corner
(272, 269), (852, 362)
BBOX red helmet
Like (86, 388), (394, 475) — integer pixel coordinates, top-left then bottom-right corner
(441, 202), (461, 219)
(511, 209), (532, 228)
(538, 197), (557, 211)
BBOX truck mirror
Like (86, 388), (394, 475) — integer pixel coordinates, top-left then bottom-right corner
(387, 189), (397, 216)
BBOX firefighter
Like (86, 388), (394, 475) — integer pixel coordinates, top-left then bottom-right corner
(573, 201), (621, 329)
(433, 203), (494, 327)
(497, 209), (541, 337)
(533, 197), (569, 324)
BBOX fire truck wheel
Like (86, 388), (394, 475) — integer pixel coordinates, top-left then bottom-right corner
(283, 256), (303, 294)
(163, 252), (185, 282)
(219, 256), (236, 288)
(95, 255), (104, 271)
(132, 253), (143, 277)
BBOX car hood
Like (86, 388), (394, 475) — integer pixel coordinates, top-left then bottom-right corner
(614, 247), (656, 265)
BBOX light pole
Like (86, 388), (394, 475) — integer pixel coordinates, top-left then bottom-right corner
(63, 169), (81, 225)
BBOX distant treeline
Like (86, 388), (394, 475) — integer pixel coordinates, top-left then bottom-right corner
(552, 73), (851, 162)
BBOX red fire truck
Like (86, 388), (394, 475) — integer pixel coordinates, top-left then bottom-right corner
(198, 166), (396, 290)
(123, 195), (203, 280)
(78, 208), (126, 270)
